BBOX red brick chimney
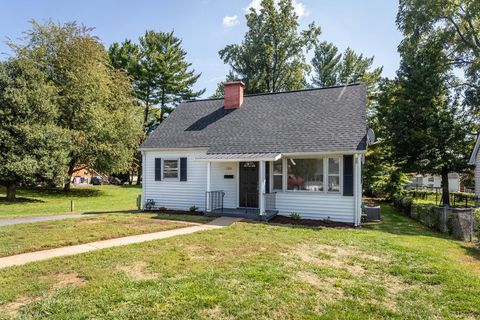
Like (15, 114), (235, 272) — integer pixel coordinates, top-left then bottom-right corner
(224, 81), (245, 109)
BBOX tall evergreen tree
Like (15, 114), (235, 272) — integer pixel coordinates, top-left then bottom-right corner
(310, 41), (383, 90)
(109, 31), (205, 132)
(378, 38), (471, 205)
(218, 0), (321, 94)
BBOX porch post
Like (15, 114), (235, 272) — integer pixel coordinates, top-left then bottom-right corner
(259, 160), (266, 215)
(353, 154), (362, 226)
(206, 161), (211, 212)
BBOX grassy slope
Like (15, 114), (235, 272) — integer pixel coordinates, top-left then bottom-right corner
(0, 185), (142, 219)
(0, 213), (212, 257)
(0, 205), (479, 319)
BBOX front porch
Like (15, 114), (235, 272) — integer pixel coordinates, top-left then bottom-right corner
(205, 207), (278, 221)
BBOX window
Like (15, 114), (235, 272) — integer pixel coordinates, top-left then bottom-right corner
(287, 159), (324, 191)
(272, 160), (283, 190)
(328, 158), (340, 192)
(163, 159), (179, 179)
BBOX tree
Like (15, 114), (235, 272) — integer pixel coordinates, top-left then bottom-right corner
(109, 31), (205, 132)
(109, 31), (204, 185)
(397, 0), (480, 118)
(0, 57), (69, 200)
(310, 42), (383, 90)
(218, 0), (321, 94)
(11, 20), (144, 191)
(377, 38), (471, 205)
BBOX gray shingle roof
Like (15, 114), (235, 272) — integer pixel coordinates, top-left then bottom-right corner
(141, 83), (367, 154)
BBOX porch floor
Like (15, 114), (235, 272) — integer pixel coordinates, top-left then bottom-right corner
(206, 208), (278, 221)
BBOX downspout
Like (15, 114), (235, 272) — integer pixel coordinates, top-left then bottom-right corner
(141, 151), (146, 210)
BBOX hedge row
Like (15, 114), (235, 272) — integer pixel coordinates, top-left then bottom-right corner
(392, 194), (479, 241)
(406, 190), (475, 201)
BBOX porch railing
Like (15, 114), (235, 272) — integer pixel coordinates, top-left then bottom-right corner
(205, 190), (225, 212)
(264, 192), (276, 212)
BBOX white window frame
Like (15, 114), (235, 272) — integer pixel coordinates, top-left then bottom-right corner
(327, 157), (342, 194)
(162, 158), (180, 180)
(271, 159), (284, 192)
(276, 156), (343, 195)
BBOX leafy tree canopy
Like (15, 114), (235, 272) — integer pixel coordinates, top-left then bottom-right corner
(377, 37), (472, 204)
(218, 0), (321, 94)
(10, 20), (144, 191)
(0, 56), (69, 200)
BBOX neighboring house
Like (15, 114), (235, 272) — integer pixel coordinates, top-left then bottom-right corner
(140, 82), (368, 225)
(469, 136), (480, 200)
(408, 173), (461, 192)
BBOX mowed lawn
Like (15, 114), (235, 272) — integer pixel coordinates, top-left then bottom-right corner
(0, 206), (479, 319)
(0, 213), (212, 257)
(0, 185), (141, 219)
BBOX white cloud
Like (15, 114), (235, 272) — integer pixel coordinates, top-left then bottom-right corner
(222, 15), (239, 28)
(245, 0), (309, 18)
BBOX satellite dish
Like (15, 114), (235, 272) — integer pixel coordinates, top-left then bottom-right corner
(367, 128), (376, 145)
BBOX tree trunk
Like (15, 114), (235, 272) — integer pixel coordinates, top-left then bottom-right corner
(6, 182), (16, 201)
(441, 169), (450, 206)
(136, 163), (142, 185)
(63, 161), (76, 192)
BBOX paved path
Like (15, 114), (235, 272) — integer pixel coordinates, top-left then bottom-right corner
(0, 214), (87, 227)
(0, 217), (242, 269)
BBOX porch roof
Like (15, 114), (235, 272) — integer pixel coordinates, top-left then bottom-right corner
(196, 153), (281, 162)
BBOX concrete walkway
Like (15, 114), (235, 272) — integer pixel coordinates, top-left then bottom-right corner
(0, 214), (86, 227)
(0, 217), (241, 269)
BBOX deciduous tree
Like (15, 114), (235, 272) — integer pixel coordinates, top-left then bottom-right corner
(11, 20), (144, 191)
(0, 57), (69, 200)
(218, 0), (321, 94)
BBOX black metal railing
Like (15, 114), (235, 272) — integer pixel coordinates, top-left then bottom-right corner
(265, 192), (276, 212)
(205, 190), (225, 212)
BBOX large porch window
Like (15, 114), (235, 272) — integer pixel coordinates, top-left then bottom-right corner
(287, 159), (324, 191)
(275, 157), (342, 193)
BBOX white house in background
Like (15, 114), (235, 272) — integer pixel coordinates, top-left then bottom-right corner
(409, 173), (461, 192)
(139, 82), (368, 226)
(469, 136), (480, 200)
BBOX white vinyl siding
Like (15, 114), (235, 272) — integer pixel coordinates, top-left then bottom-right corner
(276, 192), (355, 223)
(144, 149), (208, 211)
(143, 149), (360, 224)
(211, 162), (238, 208)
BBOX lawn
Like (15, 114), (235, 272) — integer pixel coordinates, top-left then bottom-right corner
(0, 213), (212, 257)
(0, 205), (479, 319)
(0, 185), (142, 219)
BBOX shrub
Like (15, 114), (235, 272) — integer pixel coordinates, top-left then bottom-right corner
(189, 205), (199, 213)
(290, 212), (301, 220)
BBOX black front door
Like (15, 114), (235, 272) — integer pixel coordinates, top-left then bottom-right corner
(239, 162), (259, 208)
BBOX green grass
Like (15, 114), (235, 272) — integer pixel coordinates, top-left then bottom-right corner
(0, 213), (212, 257)
(0, 185), (142, 219)
(0, 205), (479, 319)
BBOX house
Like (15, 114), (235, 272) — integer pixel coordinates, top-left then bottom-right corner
(140, 82), (368, 225)
(407, 173), (461, 192)
(468, 136), (480, 201)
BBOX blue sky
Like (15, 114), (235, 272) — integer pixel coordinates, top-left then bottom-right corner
(0, 0), (402, 97)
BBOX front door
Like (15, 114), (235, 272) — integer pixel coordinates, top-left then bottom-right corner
(239, 162), (259, 208)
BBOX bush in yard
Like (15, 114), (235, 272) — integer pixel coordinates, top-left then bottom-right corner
(414, 204), (438, 229)
(290, 212), (301, 220)
(189, 205), (199, 213)
(475, 209), (480, 242)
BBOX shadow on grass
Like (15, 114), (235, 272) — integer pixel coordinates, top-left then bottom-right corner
(0, 197), (45, 204)
(461, 244), (480, 261)
(82, 210), (141, 215)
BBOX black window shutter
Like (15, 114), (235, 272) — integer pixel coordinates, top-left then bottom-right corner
(180, 158), (187, 181)
(155, 158), (162, 181)
(343, 155), (354, 196)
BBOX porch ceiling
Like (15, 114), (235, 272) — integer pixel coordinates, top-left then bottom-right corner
(196, 153), (281, 162)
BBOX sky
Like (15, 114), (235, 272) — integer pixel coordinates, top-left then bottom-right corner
(0, 0), (402, 98)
